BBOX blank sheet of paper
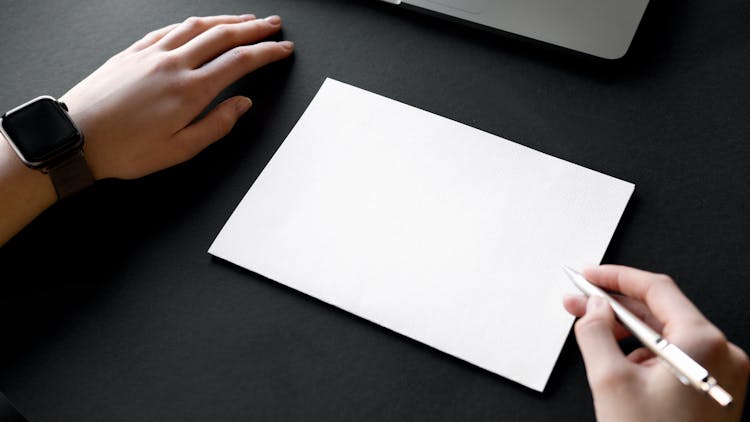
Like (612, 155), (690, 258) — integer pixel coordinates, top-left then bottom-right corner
(209, 78), (634, 391)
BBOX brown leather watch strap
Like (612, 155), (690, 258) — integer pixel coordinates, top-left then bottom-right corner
(47, 149), (94, 199)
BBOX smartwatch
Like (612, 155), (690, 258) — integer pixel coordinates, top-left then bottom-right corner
(1, 96), (94, 199)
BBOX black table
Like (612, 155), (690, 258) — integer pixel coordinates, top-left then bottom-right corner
(1, 1), (748, 420)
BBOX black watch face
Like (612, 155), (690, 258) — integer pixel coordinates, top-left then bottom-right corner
(1, 97), (81, 166)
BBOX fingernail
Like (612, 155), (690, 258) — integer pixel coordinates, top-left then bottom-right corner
(236, 97), (252, 114)
(240, 14), (256, 21)
(279, 40), (294, 50)
(265, 15), (281, 25)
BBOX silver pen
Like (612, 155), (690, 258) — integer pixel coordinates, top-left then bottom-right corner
(562, 266), (733, 407)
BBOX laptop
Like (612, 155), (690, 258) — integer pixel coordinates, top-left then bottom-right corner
(377, 0), (650, 59)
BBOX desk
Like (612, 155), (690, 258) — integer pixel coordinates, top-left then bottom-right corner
(1, 1), (748, 420)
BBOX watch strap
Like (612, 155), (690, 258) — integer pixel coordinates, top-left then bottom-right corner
(47, 150), (94, 199)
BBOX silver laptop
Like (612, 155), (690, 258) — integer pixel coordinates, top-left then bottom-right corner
(379, 0), (650, 59)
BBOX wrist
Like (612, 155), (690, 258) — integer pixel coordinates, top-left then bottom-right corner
(62, 99), (110, 181)
(0, 138), (57, 244)
(0, 135), (57, 201)
(68, 111), (104, 181)
(1, 96), (96, 198)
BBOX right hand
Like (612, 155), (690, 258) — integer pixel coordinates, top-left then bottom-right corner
(563, 265), (749, 422)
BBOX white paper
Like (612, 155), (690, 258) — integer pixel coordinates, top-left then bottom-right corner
(209, 78), (634, 391)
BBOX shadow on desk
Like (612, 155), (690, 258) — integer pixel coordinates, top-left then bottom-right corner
(0, 54), (296, 374)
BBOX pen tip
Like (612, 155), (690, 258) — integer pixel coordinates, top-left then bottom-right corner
(561, 266), (585, 287)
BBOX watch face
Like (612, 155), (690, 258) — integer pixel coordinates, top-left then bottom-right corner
(1, 97), (81, 167)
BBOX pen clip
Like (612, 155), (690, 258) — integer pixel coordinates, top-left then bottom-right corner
(658, 355), (691, 386)
(658, 343), (709, 388)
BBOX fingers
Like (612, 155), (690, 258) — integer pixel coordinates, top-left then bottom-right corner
(565, 294), (660, 364)
(728, 343), (750, 378)
(627, 347), (656, 364)
(178, 16), (284, 68)
(128, 23), (180, 52)
(169, 96), (253, 163)
(574, 296), (634, 388)
(582, 265), (705, 326)
(156, 14), (257, 51)
(563, 293), (664, 339)
(197, 40), (294, 96)
(565, 295), (629, 340)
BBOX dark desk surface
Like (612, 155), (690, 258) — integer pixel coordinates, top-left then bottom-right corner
(1, 1), (748, 421)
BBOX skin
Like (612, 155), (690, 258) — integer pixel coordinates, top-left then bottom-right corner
(563, 265), (749, 422)
(0, 14), (747, 422)
(0, 14), (294, 245)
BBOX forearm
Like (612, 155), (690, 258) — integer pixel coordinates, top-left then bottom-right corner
(0, 13), (293, 246)
(0, 138), (57, 245)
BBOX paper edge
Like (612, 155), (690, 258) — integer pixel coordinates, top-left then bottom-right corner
(207, 77), (639, 392)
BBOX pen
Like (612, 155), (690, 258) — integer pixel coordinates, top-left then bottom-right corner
(562, 266), (733, 407)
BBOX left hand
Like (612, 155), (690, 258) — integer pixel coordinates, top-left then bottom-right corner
(60, 14), (294, 180)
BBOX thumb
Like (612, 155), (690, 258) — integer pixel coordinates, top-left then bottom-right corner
(574, 296), (629, 387)
(171, 96), (252, 162)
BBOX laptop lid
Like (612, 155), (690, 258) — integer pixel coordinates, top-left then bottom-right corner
(383, 0), (650, 59)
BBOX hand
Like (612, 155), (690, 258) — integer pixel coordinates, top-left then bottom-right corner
(0, 14), (293, 245)
(563, 265), (749, 422)
(60, 14), (294, 180)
